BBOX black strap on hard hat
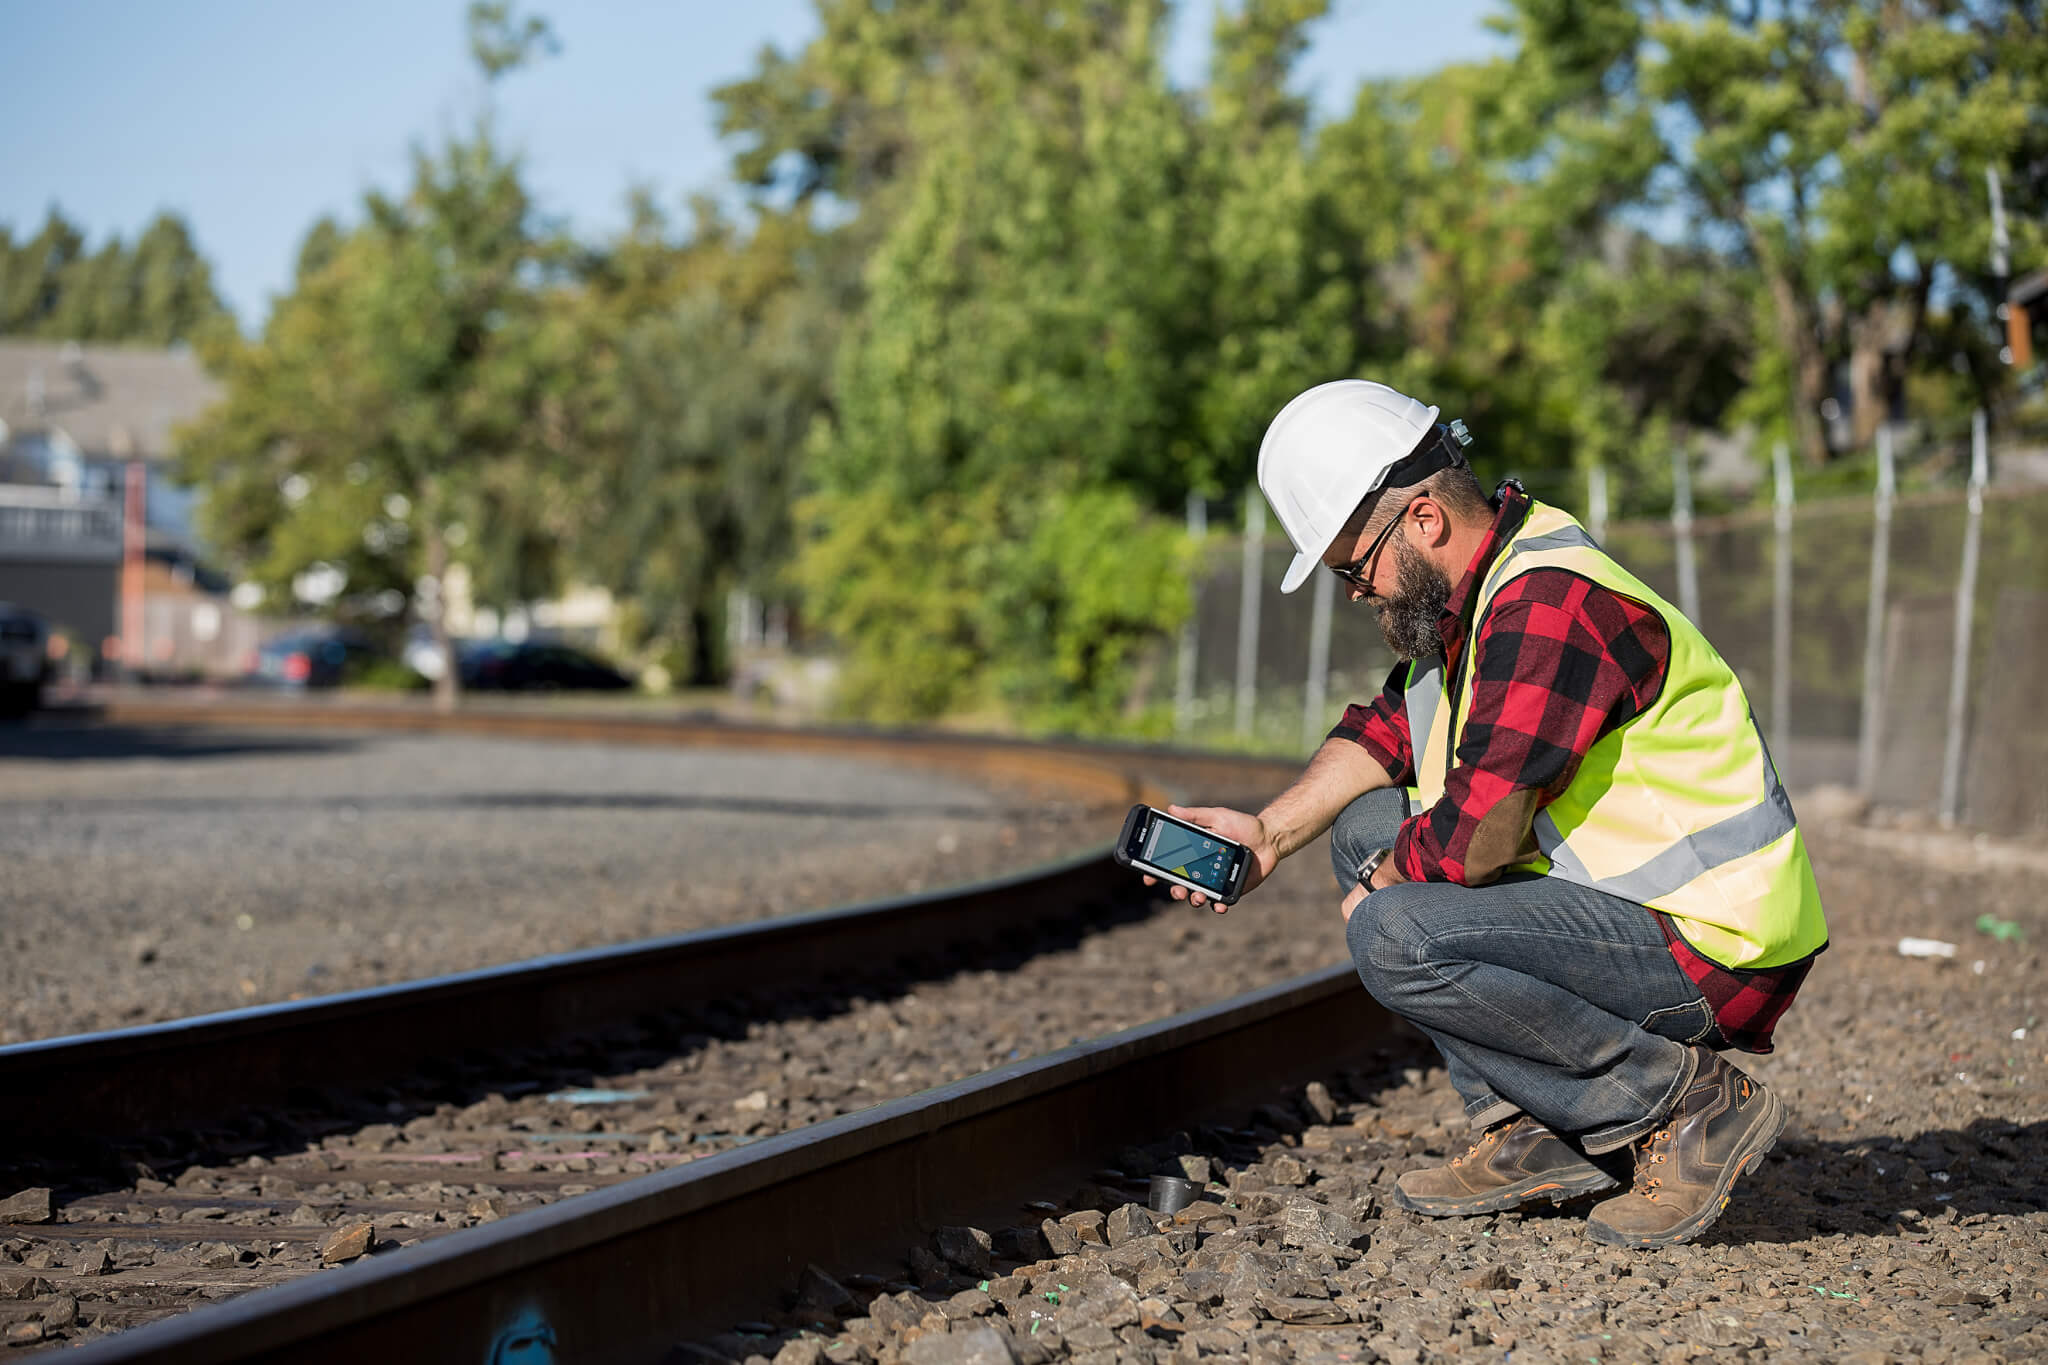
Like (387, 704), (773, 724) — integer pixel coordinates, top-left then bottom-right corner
(1383, 419), (1473, 490)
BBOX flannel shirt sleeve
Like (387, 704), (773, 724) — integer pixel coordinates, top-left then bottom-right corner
(1392, 570), (1668, 886)
(1327, 661), (1416, 785)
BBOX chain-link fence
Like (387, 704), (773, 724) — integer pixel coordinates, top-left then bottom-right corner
(1175, 419), (2048, 840)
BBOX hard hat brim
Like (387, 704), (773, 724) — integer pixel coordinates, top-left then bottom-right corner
(1281, 548), (1322, 595)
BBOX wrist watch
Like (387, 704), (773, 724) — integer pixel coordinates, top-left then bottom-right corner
(1356, 847), (1392, 892)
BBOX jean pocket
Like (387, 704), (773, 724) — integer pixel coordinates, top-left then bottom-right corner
(1639, 996), (1715, 1045)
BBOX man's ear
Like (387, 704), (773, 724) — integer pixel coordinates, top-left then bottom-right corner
(1410, 494), (1455, 548)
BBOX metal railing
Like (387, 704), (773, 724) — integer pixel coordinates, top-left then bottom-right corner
(0, 485), (121, 562)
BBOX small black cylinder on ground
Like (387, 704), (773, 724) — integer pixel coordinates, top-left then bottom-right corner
(1147, 1175), (1196, 1214)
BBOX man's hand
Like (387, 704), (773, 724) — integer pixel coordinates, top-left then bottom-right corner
(1340, 880), (1368, 924)
(1140, 804), (1279, 913)
(1340, 848), (1405, 923)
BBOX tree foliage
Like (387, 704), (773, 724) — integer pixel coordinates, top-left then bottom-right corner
(569, 200), (854, 684)
(0, 208), (227, 344)
(177, 134), (583, 707)
(1496, 0), (2048, 464)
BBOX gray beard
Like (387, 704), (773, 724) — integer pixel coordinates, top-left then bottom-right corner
(1372, 536), (1454, 661)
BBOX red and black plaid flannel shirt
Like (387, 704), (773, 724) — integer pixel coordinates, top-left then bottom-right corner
(1330, 485), (1815, 1053)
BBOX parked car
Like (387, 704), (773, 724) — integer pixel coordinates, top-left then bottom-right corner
(0, 602), (48, 715)
(459, 640), (634, 692)
(252, 627), (384, 689)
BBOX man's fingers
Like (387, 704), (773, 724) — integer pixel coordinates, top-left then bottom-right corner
(1339, 882), (1368, 924)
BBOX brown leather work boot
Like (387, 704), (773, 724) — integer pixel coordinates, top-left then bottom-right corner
(1586, 1048), (1785, 1248)
(1392, 1113), (1620, 1217)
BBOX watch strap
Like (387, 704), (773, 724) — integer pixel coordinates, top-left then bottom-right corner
(1357, 846), (1392, 889)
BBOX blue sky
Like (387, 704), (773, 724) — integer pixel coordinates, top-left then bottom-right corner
(0, 1), (1510, 329)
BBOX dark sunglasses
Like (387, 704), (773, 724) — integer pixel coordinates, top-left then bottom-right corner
(1329, 495), (1418, 589)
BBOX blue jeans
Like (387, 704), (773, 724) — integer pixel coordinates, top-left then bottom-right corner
(1332, 788), (1720, 1154)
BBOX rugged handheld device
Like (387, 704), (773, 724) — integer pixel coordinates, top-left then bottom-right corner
(1112, 804), (1253, 905)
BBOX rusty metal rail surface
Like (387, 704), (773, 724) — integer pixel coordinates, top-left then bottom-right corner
(7, 702), (1351, 1364)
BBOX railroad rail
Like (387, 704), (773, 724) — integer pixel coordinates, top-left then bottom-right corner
(3, 701), (1365, 1363)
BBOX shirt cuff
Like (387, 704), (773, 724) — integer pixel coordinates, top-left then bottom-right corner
(1331, 724), (1409, 785)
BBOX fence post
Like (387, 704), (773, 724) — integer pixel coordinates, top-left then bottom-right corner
(1671, 442), (1700, 622)
(1771, 441), (1794, 763)
(1234, 487), (1265, 739)
(1303, 564), (1334, 752)
(1856, 424), (1897, 796)
(1938, 411), (1990, 826)
(1174, 492), (1207, 738)
(1588, 462), (1609, 544)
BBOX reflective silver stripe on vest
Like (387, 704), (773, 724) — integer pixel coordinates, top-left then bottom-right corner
(1485, 525), (1601, 592)
(1405, 654), (1445, 783)
(1533, 716), (1798, 906)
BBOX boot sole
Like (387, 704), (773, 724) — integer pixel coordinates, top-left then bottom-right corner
(1391, 1167), (1620, 1218)
(1584, 1083), (1787, 1249)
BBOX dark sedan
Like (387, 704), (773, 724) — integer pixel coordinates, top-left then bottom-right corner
(459, 640), (634, 692)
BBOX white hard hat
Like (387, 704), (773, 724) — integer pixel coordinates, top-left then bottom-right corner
(1258, 380), (1442, 594)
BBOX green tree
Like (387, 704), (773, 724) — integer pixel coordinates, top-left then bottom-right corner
(800, 0), (1230, 727)
(178, 134), (580, 708)
(0, 210), (84, 335)
(568, 199), (856, 685)
(1497, 0), (2048, 464)
(0, 208), (226, 344)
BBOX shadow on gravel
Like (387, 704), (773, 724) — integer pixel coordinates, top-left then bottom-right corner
(3, 890), (1165, 1204)
(1715, 1118), (2048, 1245)
(0, 721), (364, 763)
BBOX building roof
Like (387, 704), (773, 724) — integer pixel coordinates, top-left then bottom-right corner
(0, 340), (221, 462)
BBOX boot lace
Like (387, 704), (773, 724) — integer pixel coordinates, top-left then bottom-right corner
(1629, 1127), (1673, 1202)
(1451, 1117), (1516, 1167)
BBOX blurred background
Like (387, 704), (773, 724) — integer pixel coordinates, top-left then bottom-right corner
(1, 0), (2043, 830)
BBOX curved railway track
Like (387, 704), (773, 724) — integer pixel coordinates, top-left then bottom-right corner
(1, 701), (1383, 1363)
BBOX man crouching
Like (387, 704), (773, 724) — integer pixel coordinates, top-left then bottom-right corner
(1156, 381), (1827, 1248)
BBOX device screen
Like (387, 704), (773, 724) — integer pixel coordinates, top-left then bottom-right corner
(1140, 813), (1237, 894)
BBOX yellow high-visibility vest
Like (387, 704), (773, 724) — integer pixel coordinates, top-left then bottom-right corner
(1403, 501), (1828, 969)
